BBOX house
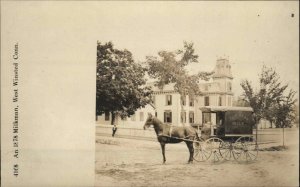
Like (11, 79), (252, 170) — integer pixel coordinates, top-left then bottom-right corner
(151, 58), (234, 126)
(96, 58), (234, 128)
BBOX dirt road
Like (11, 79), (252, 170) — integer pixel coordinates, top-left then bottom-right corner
(95, 130), (299, 187)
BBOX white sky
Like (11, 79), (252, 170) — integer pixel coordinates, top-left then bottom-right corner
(92, 1), (299, 98)
(5, 1), (299, 98)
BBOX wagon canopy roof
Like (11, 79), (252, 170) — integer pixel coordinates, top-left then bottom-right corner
(199, 106), (253, 112)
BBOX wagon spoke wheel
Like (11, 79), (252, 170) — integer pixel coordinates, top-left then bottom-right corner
(205, 138), (225, 163)
(193, 137), (211, 162)
(219, 141), (235, 161)
(234, 136), (258, 163)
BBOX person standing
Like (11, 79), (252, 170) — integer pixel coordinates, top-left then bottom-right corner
(112, 124), (118, 137)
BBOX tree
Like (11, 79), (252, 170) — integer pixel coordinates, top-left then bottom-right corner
(272, 89), (297, 147)
(273, 89), (297, 128)
(96, 42), (152, 125)
(240, 66), (289, 126)
(233, 96), (250, 107)
(146, 42), (213, 125)
(294, 104), (299, 126)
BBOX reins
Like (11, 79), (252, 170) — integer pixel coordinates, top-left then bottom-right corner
(157, 134), (196, 142)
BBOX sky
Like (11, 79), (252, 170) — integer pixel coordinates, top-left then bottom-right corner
(92, 1), (299, 98)
(5, 1), (299, 98)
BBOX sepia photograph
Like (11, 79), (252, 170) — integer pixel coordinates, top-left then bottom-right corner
(1, 1), (298, 187)
(95, 2), (299, 187)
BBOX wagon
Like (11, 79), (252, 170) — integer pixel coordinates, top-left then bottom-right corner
(193, 106), (259, 163)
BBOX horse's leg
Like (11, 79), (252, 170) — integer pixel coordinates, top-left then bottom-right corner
(185, 141), (194, 164)
(160, 143), (166, 164)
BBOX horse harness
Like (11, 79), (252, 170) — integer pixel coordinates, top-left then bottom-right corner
(157, 125), (173, 137)
(157, 125), (196, 142)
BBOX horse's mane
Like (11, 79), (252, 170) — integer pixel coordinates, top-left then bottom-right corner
(152, 116), (163, 125)
(152, 117), (171, 127)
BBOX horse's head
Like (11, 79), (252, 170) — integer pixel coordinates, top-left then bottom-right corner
(143, 113), (154, 130)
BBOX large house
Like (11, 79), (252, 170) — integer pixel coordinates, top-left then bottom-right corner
(151, 58), (233, 127)
(96, 58), (234, 128)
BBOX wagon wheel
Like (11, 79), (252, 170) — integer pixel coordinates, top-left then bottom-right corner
(205, 138), (226, 162)
(219, 141), (235, 161)
(193, 137), (211, 162)
(233, 136), (258, 162)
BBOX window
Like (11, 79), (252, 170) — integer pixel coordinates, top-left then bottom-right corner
(155, 112), (157, 117)
(166, 95), (172, 105)
(228, 82), (232, 91)
(228, 96), (232, 106)
(204, 96), (209, 106)
(164, 111), (172, 123)
(219, 96), (222, 106)
(140, 112), (144, 121)
(189, 112), (194, 123)
(181, 111), (186, 123)
(131, 114), (136, 121)
(152, 95), (156, 106)
(203, 113), (211, 124)
(189, 97), (194, 106)
(181, 97), (186, 106)
(105, 111), (110, 121)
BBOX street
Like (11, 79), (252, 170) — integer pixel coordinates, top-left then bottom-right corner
(95, 128), (299, 187)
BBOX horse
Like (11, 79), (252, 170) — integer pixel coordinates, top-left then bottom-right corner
(143, 113), (200, 164)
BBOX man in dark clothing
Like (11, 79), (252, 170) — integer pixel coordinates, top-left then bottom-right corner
(112, 125), (117, 137)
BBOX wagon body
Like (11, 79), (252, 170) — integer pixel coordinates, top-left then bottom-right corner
(199, 106), (255, 140)
(223, 110), (254, 137)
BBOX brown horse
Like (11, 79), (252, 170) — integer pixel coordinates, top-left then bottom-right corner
(143, 113), (200, 164)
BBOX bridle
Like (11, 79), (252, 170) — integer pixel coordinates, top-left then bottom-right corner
(144, 116), (155, 129)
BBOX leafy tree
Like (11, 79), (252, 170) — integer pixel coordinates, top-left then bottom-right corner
(294, 104), (299, 126)
(273, 89), (297, 128)
(272, 89), (297, 146)
(233, 97), (250, 107)
(146, 42), (213, 124)
(96, 42), (152, 125)
(240, 66), (295, 128)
